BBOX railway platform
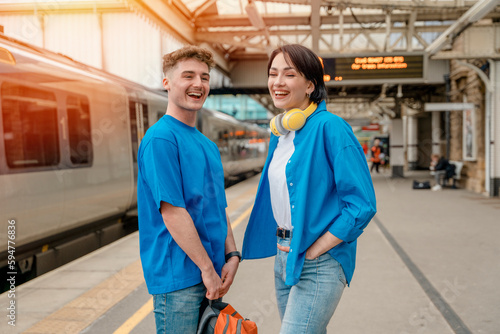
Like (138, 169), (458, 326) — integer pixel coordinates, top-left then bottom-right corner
(1, 170), (499, 334)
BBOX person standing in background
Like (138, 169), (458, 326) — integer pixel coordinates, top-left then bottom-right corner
(370, 138), (382, 173)
(362, 141), (369, 159)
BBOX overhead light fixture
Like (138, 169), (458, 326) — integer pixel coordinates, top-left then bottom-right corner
(245, 1), (266, 30)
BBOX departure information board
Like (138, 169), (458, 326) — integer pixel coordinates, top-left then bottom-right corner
(321, 54), (424, 82)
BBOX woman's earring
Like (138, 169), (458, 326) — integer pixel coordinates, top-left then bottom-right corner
(306, 92), (310, 98)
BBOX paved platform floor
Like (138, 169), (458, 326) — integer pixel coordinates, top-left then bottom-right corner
(225, 170), (500, 334)
(1, 169), (499, 333)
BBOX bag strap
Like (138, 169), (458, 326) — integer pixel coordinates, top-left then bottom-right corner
(197, 300), (221, 334)
(236, 319), (242, 333)
(209, 298), (223, 307)
(222, 314), (230, 334)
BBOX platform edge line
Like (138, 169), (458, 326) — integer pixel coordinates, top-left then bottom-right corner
(373, 216), (473, 334)
(231, 205), (253, 229)
(113, 297), (153, 334)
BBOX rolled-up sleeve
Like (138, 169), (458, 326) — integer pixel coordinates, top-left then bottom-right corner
(328, 145), (377, 243)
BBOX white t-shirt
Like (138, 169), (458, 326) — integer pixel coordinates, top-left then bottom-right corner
(268, 131), (295, 230)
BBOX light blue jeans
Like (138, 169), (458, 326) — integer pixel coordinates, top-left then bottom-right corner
(152, 282), (207, 334)
(275, 237), (346, 334)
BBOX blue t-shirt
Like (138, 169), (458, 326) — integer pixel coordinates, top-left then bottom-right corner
(137, 115), (228, 295)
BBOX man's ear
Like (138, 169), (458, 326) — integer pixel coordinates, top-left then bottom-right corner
(162, 77), (170, 91)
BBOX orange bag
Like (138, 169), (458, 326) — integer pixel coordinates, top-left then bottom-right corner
(198, 299), (258, 334)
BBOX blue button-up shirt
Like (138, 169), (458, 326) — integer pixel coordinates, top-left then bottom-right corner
(242, 101), (376, 286)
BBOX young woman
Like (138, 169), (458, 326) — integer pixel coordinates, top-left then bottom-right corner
(242, 44), (377, 333)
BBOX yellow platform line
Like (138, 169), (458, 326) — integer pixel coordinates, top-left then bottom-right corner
(113, 206), (254, 334)
(113, 297), (153, 334)
(23, 260), (144, 334)
(230, 205), (253, 229)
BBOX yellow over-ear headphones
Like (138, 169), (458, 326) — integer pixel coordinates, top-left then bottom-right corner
(269, 102), (318, 136)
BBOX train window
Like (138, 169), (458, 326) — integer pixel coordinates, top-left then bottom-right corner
(67, 95), (92, 164)
(1, 82), (59, 168)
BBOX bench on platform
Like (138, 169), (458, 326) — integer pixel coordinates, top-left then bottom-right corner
(447, 160), (464, 188)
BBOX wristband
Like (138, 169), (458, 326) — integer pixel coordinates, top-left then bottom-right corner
(225, 251), (241, 263)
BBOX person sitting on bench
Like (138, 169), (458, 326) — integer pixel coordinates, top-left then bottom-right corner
(430, 154), (456, 191)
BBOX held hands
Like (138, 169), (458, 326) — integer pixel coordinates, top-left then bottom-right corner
(200, 257), (239, 300)
(201, 267), (222, 300)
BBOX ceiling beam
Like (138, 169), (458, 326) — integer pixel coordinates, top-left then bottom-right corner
(257, 0), (477, 8)
(193, 0), (218, 18)
(196, 25), (449, 39)
(311, 0), (321, 52)
(426, 0), (500, 55)
(258, 0), (480, 10)
(406, 10), (417, 52)
(323, 0), (479, 10)
(133, 0), (195, 43)
(168, 0), (193, 19)
(0, 1), (127, 14)
(194, 10), (499, 28)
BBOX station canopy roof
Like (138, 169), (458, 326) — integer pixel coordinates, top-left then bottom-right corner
(173, 0), (500, 120)
(176, 0), (500, 61)
(2, 0), (499, 121)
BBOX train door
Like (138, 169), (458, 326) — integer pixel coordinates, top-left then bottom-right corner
(127, 91), (148, 206)
(128, 96), (149, 163)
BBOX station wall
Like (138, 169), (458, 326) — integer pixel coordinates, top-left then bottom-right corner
(0, 12), (187, 89)
(449, 60), (487, 193)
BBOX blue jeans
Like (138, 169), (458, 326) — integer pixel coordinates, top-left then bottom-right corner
(275, 237), (346, 334)
(152, 282), (207, 334)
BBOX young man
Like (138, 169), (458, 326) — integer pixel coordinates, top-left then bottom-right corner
(137, 45), (240, 333)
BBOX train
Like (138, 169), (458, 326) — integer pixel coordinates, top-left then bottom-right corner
(0, 33), (269, 280)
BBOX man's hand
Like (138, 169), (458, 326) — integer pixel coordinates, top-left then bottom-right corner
(201, 267), (222, 300)
(219, 257), (239, 297)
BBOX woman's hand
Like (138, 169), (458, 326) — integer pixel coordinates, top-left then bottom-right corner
(307, 232), (344, 260)
(305, 248), (318, 260)
(278, 242), (317, 259)
(278, 232), (344, 259)
(277, 243), (290, 253)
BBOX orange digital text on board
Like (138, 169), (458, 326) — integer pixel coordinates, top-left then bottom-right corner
(351, 56), (407, 70)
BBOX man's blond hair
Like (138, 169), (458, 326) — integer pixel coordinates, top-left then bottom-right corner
(162, 45), (215, 76)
